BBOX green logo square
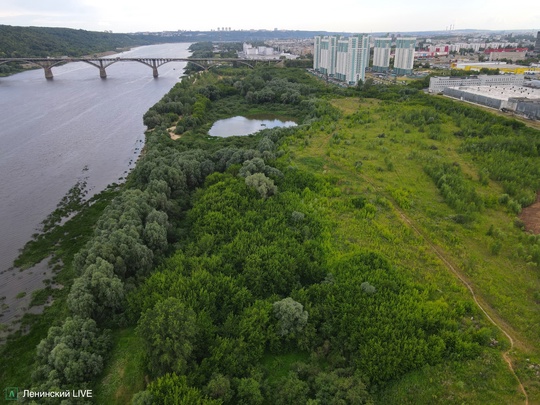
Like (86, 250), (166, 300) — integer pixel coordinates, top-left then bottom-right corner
(4, 387), (18, 401)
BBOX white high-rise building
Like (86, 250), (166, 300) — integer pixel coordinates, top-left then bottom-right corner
(314, 34), (370, 85)
(335, 34), (371, 84)
(394, 37), (416, 75)
(314, 35), (338, 76)
(373, 38), (392, 72)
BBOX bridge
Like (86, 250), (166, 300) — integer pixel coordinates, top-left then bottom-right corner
(0, 57), (283, 79)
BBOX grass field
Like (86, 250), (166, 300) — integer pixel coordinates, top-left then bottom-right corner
(94, 328), (146, 404)
(287, 97), (540, 403)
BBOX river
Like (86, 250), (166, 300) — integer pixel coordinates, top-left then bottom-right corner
(0, 43), (191, 332)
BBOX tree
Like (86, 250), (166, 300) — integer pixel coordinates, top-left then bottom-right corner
(313, 370), (372, 404)
(67, 257), (124, 319)
(131, 390), (153, 405)
(273, 372), (309, 405)
(236, 378), (264, 405)
(137, 297), (198, 376)
(204, 374), (233, 402)
(33, 316), (110, 387)
(360, 281), (376, 295)
(143, 220), (168, 252)
(145, 373), (221, 404)
(245, 173), (277, 198)
(273, 297), (309, 337)
(257, 137), (275, 153)
(238, 158), (282, 179)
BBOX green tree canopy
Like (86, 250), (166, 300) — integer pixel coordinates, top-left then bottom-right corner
(273, 297), (309, 337)
(137, 297), (198, 376)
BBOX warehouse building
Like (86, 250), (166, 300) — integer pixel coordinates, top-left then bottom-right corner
(442, 85), (540, 120)
(429, 74), (524, 93)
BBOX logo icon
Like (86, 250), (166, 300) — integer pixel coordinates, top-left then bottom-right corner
(4, 387), (18, 401)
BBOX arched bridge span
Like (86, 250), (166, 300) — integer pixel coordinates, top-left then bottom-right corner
(0, 57), (282, 79)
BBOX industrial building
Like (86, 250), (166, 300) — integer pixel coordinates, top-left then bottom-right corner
(452, 61), (540, 75)
(314, 34), (371, 85)
(373, 38), (391, 72)
(241, 43), (277, 59)
(429, 74), (525, 93)
(484, 48), (528, 62)
(394, 38), (416, 75)
(442, 85), (540, 120)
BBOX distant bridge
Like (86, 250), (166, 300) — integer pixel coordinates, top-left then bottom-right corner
(0, 57), (283, 79)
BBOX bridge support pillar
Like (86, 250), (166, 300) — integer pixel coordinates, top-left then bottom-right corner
(99, 67), (107, 79)
(152, 66), (159, 78)
(44, 66), (53, 80)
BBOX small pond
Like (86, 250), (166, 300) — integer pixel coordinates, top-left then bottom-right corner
(208, 115), (297, 137)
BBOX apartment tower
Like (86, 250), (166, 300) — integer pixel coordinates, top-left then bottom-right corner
(394, 37), (416, 75)
(335, 34), (371, 84)
(373, 38), (392, 72)
(314, 34), (370, 84)
(313, 35), (338, 76)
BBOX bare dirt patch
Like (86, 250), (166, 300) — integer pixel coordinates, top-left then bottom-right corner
(520, 193), (540, 234)
(167, 126), (181, 140)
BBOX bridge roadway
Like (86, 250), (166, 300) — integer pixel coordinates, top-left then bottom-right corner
(0, 57), (282, 79)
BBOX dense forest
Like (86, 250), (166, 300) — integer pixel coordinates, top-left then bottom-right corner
(2, 51), (540, 404)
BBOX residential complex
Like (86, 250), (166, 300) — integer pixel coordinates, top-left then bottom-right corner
(373, 38), (392, 72)
(314, 34), (371, 84)
(312, 30), (539, 85)
(394, 38), (416, 75)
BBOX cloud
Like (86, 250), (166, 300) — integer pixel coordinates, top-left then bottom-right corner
(0, 0), (100, 29)
(0, 0), (537, 33)
(2, 0), (93, 14)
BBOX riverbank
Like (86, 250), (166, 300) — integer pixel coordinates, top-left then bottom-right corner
(0, 185), (120, 344)
(0, 43), (192, 345)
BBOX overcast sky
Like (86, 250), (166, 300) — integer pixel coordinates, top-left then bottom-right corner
(1, 0), (538, 33)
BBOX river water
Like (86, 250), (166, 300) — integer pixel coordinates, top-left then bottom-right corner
(0, 43), (191, 331)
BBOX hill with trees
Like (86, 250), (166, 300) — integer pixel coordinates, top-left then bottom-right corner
(0, 25), (175, 58)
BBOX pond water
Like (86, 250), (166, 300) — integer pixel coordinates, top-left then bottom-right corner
(208, 116), (297, 137)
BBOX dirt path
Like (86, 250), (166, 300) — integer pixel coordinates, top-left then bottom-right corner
(393, 205), (529, 405)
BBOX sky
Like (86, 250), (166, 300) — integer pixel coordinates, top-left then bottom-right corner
(1, 0), (538, 34)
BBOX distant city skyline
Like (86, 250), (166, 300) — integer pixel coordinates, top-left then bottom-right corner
(1, 0), (539, 34)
